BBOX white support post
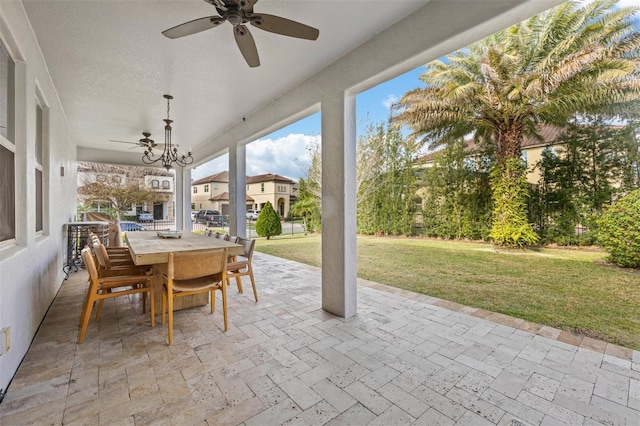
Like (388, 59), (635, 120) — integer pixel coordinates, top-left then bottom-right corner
(229, 145), (247, 238)
(321, 91), (357, 318)
(175, 168), (190, 231)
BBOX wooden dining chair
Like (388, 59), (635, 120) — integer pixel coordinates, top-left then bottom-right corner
(91, 242), (152, 318)
(78, 247), (154, 344)
(225, 234), (238, 243)
(161, 248), (229, 345)
(92, 242), (137, 269)
(226, 237), (258, 302)
(89, 232), (131, 260)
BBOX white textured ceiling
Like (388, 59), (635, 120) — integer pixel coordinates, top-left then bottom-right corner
(22, 0), (428, 157)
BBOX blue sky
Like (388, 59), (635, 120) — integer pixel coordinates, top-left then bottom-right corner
(191, 0), (639, 181)
(190, 66), (426, 181)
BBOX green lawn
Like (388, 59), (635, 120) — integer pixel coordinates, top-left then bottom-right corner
(256, 235), (640, 350)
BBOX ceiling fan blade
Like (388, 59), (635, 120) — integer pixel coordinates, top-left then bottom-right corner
(250, 14), (319, 40)
(162, 16), (225, 39)
(109, 139), (139, 145)
(234, 25), (260, 67)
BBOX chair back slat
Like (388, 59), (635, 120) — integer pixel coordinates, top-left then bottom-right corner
(168, 248), (228, 281)
(92, 243), (113, 269)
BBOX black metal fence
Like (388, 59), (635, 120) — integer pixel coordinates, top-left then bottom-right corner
(136, 216), (308, 237)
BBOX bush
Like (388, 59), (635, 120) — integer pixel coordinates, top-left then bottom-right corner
(255, 201), (282, 240)
(597, 189), (640, 268)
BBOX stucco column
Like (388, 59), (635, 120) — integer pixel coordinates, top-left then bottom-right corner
(175, 167), (190, 231)
(229, 144), (247, 238)
(321, 91), (357, 318)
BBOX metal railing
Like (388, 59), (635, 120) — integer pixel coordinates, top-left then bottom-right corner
(136, 216), (308, 237)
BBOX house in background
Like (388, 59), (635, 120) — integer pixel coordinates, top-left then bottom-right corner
(247, 173), (298, 217)
(418, 125), (568, 184)
(191, 171), (297, 217)
(77, 162), (176, 220)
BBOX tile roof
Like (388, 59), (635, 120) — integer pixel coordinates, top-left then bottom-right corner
(191, 171), (296, 185)
(209, 192), (254, 202)
(191, 171), (229, 185)
(246, 173), (296, 184)
(418, 124), (567, 164)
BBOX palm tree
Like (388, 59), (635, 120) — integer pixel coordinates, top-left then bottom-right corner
(393, 0), (640, 246)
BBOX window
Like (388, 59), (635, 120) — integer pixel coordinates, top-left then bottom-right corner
(35, 102), (43, 232)
(193, 186), (198, 194)
(0, 39), (15, 243)
(261, 183), (264, 192)
(246, 184), (249, 191)
(96, 174), (107, 182)
(213, 183), (219, 190)
(162, 180), (170, 189)
(520, 151), (528, 167)
(191, 203), (195, 209)
(151, 179), (159, 189)
(204, 184), (209, 192)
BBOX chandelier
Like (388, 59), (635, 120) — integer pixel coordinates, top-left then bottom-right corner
(141, 94), (193, 170)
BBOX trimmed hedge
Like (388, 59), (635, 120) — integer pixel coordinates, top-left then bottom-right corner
(255, 201), (282, 240)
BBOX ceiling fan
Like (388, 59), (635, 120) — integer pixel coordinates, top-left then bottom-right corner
(162, 0), (319, 67)
(109, 132), (156, 150)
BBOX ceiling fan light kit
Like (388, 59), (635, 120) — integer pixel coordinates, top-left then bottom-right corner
(162, 0), (319, 67)
(141, 95), (194, 170)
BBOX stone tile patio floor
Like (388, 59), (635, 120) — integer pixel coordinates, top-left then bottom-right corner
(1, 252), (639, 425)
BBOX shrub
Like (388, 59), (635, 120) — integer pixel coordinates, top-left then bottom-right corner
(255, 201), (282, 240)
(597, 189), (640, 268)
(489, 159), (539, 247)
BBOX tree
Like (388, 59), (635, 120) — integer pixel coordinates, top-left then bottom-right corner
(532, 118), (640, 244)
(393, 0), (640, 247)
(356, 120), (419, 236)
(421, 140), (493, 240)
(290, 141), (323, 233)
(290, 177), (321, 233)
(255, 201), (282, 239)
(79, 181), (160, 221)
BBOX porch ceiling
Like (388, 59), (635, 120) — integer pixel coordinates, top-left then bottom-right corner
(21, 0), (561, 167)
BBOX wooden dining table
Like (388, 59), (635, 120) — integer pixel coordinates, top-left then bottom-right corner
(124, 230), (243, 310)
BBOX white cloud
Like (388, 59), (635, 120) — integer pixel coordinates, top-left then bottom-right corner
(191, 133), (320, 181)
(382, 94), (398, 110)
(617, 0), (640, 7)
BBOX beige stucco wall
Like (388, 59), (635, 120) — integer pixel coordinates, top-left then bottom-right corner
(191, 181), (229, 211)
(246, 180), (293, 217)
(524, 146), (546, 184)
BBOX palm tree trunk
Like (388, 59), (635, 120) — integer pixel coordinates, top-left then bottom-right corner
(494, 123), (524, 161)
